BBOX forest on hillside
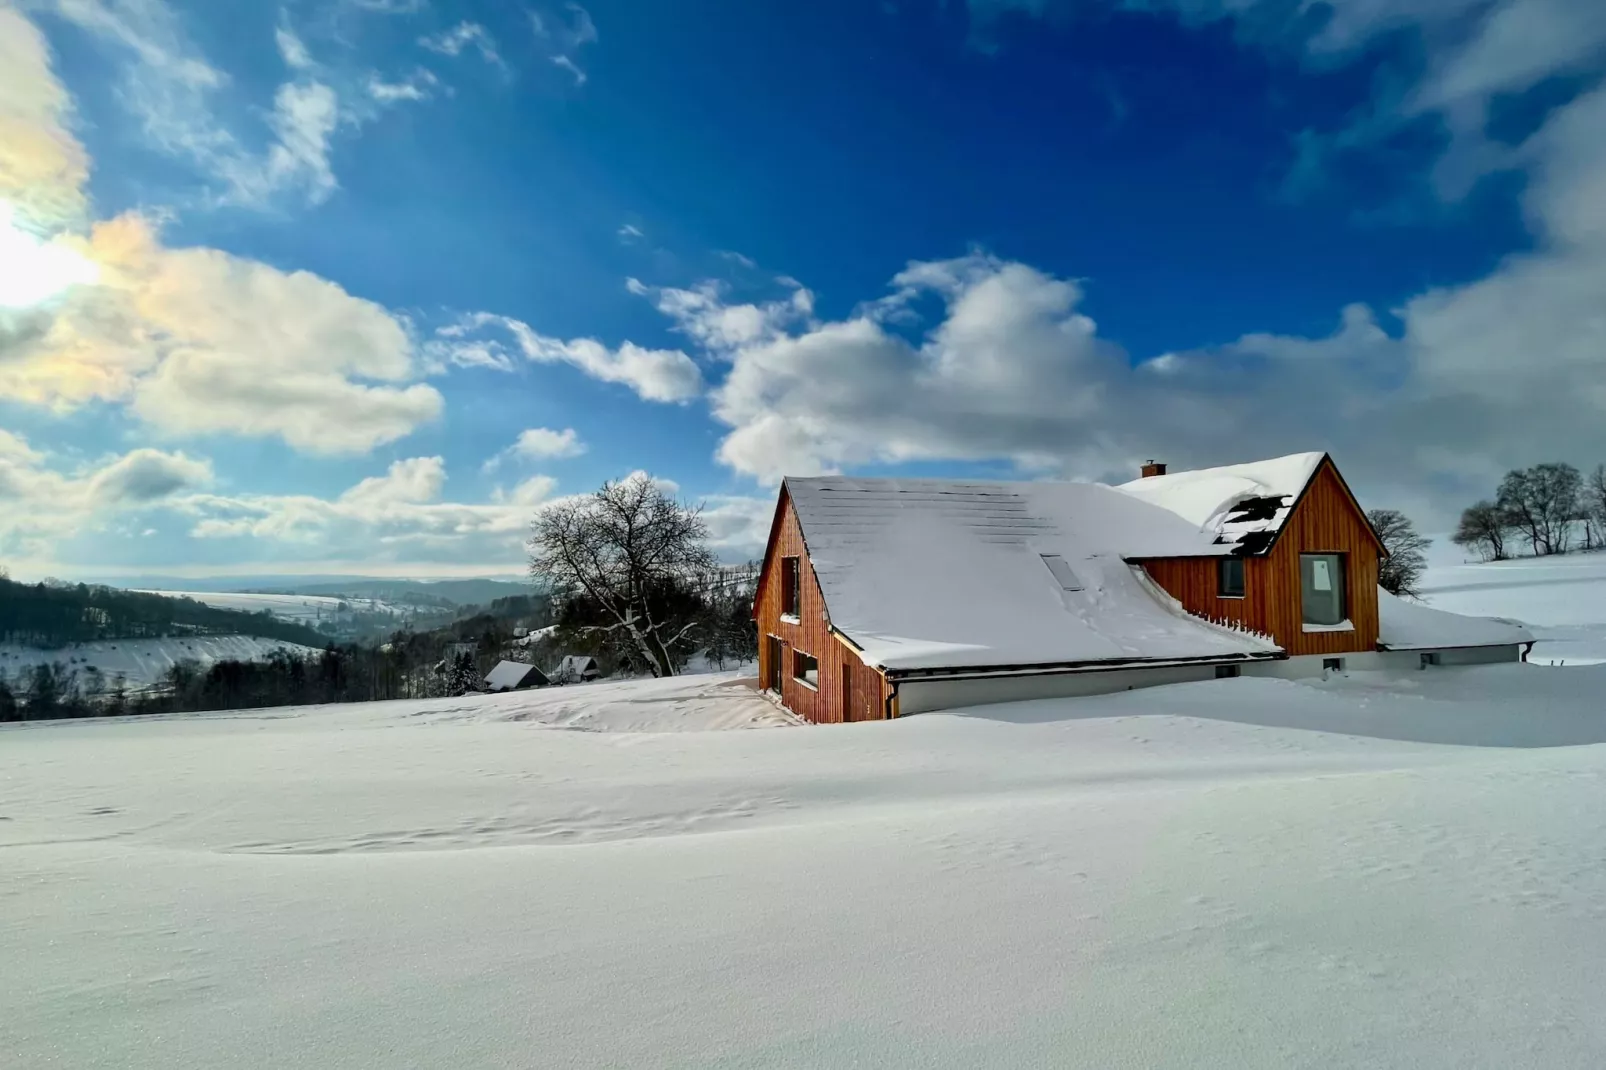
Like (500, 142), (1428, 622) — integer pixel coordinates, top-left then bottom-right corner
(0, 576), (330, 649)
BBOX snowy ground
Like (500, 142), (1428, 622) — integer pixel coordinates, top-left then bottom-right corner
(1421, 547), (1606, 665)
(138, 589), (404, 622)
(4, 663), (1606, 1068)
(0, 635), (323, 691)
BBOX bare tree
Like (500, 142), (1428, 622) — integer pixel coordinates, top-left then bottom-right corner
(1367, 508), (1432, 598)
(1497, 463), (1582, 556)
(1452, 500), (1509, 561)
(530, 476), (717, 678)
(1583, 464), (1606, 552)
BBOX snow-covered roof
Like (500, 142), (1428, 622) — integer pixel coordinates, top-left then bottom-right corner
(484, 660), (546, 691)
(1114, 452), (1327, 554)
(785, 477), (1282, 673)
(557, 655), (599, 676)
(1377, 591), (1534, 651)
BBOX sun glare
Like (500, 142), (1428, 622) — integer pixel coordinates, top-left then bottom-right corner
(0, 201), (100, 310)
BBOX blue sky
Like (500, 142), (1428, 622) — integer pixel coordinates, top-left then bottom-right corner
(1, 0), (1603, 580)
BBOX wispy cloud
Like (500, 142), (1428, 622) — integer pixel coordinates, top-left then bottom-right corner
(432, 312), (703, 402)
(418, 21), (507, 73)
(366, 68), (440, 103)
(531, 3), (598, 86)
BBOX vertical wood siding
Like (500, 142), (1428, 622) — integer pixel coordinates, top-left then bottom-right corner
(755, 490), (895, 723)
(1138, 460), (1381, 656)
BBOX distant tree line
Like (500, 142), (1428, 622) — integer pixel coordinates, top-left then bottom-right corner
(1, 637), (508, 722)
(0, 577), (327, 649)
(1453, 462), (1606, 561)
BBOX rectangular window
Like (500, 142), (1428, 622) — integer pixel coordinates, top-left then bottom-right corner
(1322, 657), (1344, 673)
(1300, 553), (1346, 626)
(780, 556), (801, 617)
(1217, 557), (1245, 598)
(765, 636), (783, 692)
(1215, 664), (1241, 679)
(841, 662), (854, 722)
(792, 649), (818, 689)
(1420, 652), (1440, 669)
(1039, 554), (1083, 591)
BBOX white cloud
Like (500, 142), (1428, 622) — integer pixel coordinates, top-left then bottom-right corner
(632, 71), (1606, 524)
(0, 430), (212, 556)
(86, 448), (214, 505)
(0, 8), (90, 231)
(419, 21), (506, 71)
(435, 313), (703, 402)
(551, 54), (586, 86)
(346, 0), (428, 11)
(275, 23), (312, 70)
(0, 15), (444, 455)
(510, 427), (587, 460)
(530, 3), (598, 86)
(39, 0), (361, 210)
(629, 276), (814, 354)
(617, 223), (644, 242)
(366, 68), (439, 103)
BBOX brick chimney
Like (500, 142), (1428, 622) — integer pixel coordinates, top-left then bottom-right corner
(1140, 459), (1167, 478)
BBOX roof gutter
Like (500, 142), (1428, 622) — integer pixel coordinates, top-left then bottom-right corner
(882, 649), (1285, 683)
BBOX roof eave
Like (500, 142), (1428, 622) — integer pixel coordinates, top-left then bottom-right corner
(882, 648), (1285, 682)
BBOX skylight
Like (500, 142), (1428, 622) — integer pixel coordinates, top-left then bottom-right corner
(1040, 554), (1083, 591)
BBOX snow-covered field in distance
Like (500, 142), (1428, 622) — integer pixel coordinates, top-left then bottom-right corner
(6, 558), (1606, 1068)
(0, 635), (323, 690)
(138, 589), (404, 621)
(1421, 546), (1606, 664)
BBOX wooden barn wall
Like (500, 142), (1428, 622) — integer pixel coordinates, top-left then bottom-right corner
(754, 491), (895, 723)
(1138, 460), (1380, 657)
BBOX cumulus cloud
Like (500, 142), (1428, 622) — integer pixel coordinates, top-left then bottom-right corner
(0, 431), (212, 556)
(86, 448), (214, 505)
(629, 276), (814, 354)
(170, 461), (768, 572)
(482, 427), (586, 472)
(433, 312), (703, 402)
(510, 427), (587, 460)
(627, 71), (1606, 523)
(0, 12), (443, 454)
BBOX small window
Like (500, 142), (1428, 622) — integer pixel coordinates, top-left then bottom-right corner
(1215, 664), (1241, 679)
(1039, 554), (1083, 591)
(1217, 557), (1245, 598)
(792, 650), (818, 689)
(1300, 553), (1346, 626)
(780, 556), (801, 617)
(1420, 652), (1440, 669)
(1322, 657), (1344, 673)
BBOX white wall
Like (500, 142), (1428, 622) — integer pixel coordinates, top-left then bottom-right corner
(896, 664), (1222, 714)
(1243, 646), (1522, 679)
(894, 644), (1525, 715)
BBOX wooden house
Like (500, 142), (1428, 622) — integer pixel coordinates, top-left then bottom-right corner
(753, 452), (1531, 724)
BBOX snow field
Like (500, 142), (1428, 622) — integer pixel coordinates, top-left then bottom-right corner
(4, 667), (1606, 1068)
(138, 589), (403, 621)
(1420, 548), (1606, 664)
(0, 635), (323, 690)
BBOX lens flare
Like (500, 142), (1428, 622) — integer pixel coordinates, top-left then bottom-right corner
(0, 201), (99, 309)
